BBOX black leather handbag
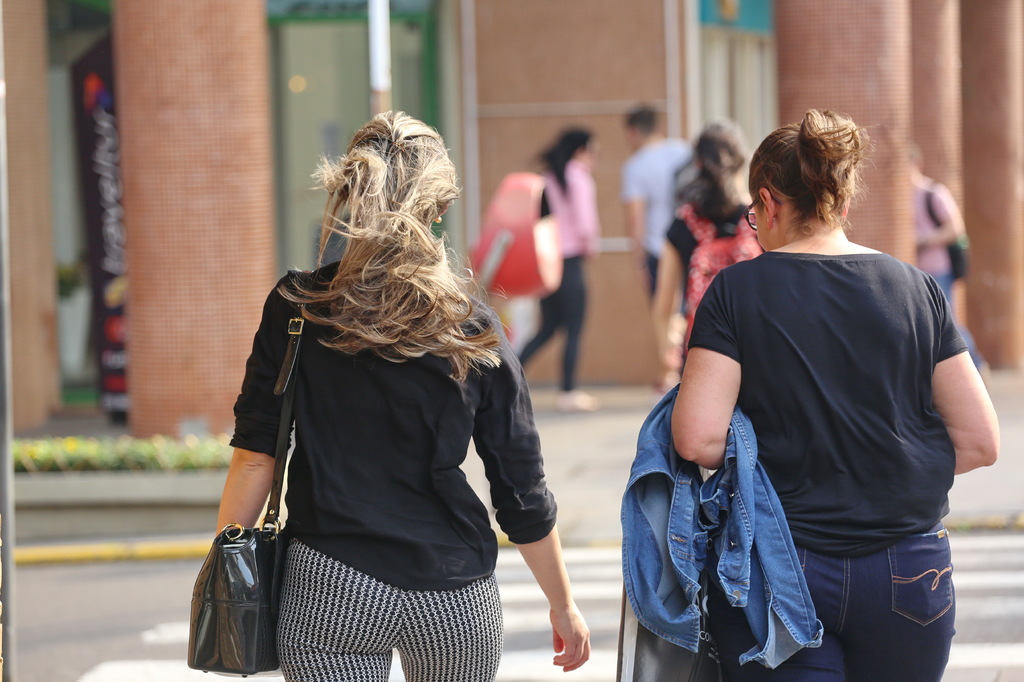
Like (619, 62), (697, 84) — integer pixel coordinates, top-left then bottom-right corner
(187, 311), (305, 677)
(616, 575), (724, 682)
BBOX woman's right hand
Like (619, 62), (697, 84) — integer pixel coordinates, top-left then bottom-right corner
(514, 527), (592, 671)
(549, 602), (591, 672)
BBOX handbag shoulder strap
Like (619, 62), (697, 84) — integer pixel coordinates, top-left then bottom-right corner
(262, 280), (307, 531)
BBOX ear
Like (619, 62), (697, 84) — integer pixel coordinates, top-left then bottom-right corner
(758, 188), (779, 226)
(841, 200), (850, 218)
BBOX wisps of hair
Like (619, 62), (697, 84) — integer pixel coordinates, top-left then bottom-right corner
(750, 109), (870, 233)
(281, 111), (501, 381)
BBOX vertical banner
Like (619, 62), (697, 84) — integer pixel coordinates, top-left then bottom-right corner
(71, 35), (129, 424)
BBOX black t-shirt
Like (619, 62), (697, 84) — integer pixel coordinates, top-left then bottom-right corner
(689, 252), (967, 556)
(231, 266), (556, 590)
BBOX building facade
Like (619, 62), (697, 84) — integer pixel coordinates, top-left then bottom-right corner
(6, 0), (1023, 435)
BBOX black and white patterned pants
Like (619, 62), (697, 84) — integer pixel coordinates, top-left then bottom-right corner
(277, 540), (504, 682)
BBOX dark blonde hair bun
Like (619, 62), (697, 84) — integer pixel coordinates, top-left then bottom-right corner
(750, 109), (869, 232)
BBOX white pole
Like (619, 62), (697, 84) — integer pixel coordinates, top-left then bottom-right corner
(683, 0), (703, 139)
(368, 0), (392, 114)
(459, 0), (482, 246)
(0, 6), (15, 678)
(664, 0), (682, 138)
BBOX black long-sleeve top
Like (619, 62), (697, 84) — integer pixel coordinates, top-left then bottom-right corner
(230, 266), (557, 590)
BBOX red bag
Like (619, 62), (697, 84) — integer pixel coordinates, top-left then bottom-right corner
(471, 173), (562, 298)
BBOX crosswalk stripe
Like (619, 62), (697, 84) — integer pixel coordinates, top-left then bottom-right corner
(499, 580), (623, 603)
(956, 597), (1024, 618)
(947, 643), (1024, 668)
(949, 533), (1024, 551)
(952, 571), (1024, 589)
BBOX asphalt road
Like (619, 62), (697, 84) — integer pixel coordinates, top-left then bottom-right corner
(12, 531), (1024, 682)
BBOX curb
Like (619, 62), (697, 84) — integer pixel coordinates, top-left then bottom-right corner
(944, 513), (1024, 533)
(14, 538), (213, 565)
(13, 533), (518, 566)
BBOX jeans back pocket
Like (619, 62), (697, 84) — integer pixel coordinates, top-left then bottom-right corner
(887, 529), (954, 626)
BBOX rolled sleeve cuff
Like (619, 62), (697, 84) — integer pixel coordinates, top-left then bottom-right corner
(230, 413), (280, 458)
(497, 494), (558, 545)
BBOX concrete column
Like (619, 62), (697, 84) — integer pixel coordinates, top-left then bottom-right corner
(3, 0), (59, 431)
(961, 0), (1024, 369)
(775, 0), (914, 261)
(114, 1), (276, 436)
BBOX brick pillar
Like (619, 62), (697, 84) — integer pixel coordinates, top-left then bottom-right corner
(3, 0), (60, 431)
(114, 2), (276, 436)
(776, 0), (914, 260)
(961, 0), (1024, 368)
(911, 0), (963, 200)
(911, 0), (970, 324)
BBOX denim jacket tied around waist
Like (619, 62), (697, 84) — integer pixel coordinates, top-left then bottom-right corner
(621, 386), (823, 668)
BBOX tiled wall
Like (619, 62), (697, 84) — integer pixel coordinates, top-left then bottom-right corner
(472, 0), (688, 387)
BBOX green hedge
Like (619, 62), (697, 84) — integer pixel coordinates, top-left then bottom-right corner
(14, 435), (233, 473)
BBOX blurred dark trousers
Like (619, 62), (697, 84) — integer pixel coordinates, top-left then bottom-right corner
(518, 256), (586, 392)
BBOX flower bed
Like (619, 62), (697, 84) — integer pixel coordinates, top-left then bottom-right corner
(14, 434), (233, 473)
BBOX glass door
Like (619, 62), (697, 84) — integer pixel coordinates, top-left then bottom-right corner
(270, 14), (436, 270)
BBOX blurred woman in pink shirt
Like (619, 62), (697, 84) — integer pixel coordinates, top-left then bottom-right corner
(518, 128), (602, 411)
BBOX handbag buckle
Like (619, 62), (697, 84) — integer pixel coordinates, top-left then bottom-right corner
(222, 523), (246, 541)
(287, 317), (304, 335)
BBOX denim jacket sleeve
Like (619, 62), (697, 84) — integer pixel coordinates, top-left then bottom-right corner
(701, 407), (824, 668)
(621, 387), (708, 652)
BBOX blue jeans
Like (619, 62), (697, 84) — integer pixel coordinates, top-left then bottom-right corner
(707, 527), (955, 681)
(933, 272), (984, 369)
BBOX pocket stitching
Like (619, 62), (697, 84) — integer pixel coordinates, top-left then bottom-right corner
(888, 545), (954, 626)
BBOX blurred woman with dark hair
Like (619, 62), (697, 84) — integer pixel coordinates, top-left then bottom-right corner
(651, 120), (760, 389)
(518, 127), (602, 412)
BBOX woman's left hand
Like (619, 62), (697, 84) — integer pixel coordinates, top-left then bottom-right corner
(549, 602), (591, 672)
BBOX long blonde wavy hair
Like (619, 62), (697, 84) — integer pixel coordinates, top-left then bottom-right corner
(283, 111), (501, 380)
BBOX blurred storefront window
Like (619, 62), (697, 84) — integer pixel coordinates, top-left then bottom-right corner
(699, 0), (776, 146)
(269, 8), (437, 269)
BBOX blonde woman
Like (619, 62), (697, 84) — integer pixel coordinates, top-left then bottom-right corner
(217, 112), (590, 682)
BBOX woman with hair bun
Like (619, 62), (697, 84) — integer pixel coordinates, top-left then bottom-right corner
(217, 111), (590, 681)
(671, 110), (998, 680)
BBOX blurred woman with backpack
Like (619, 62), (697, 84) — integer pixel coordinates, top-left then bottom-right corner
(651, 120), (761, 389)
(517, 128), (602, 412)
